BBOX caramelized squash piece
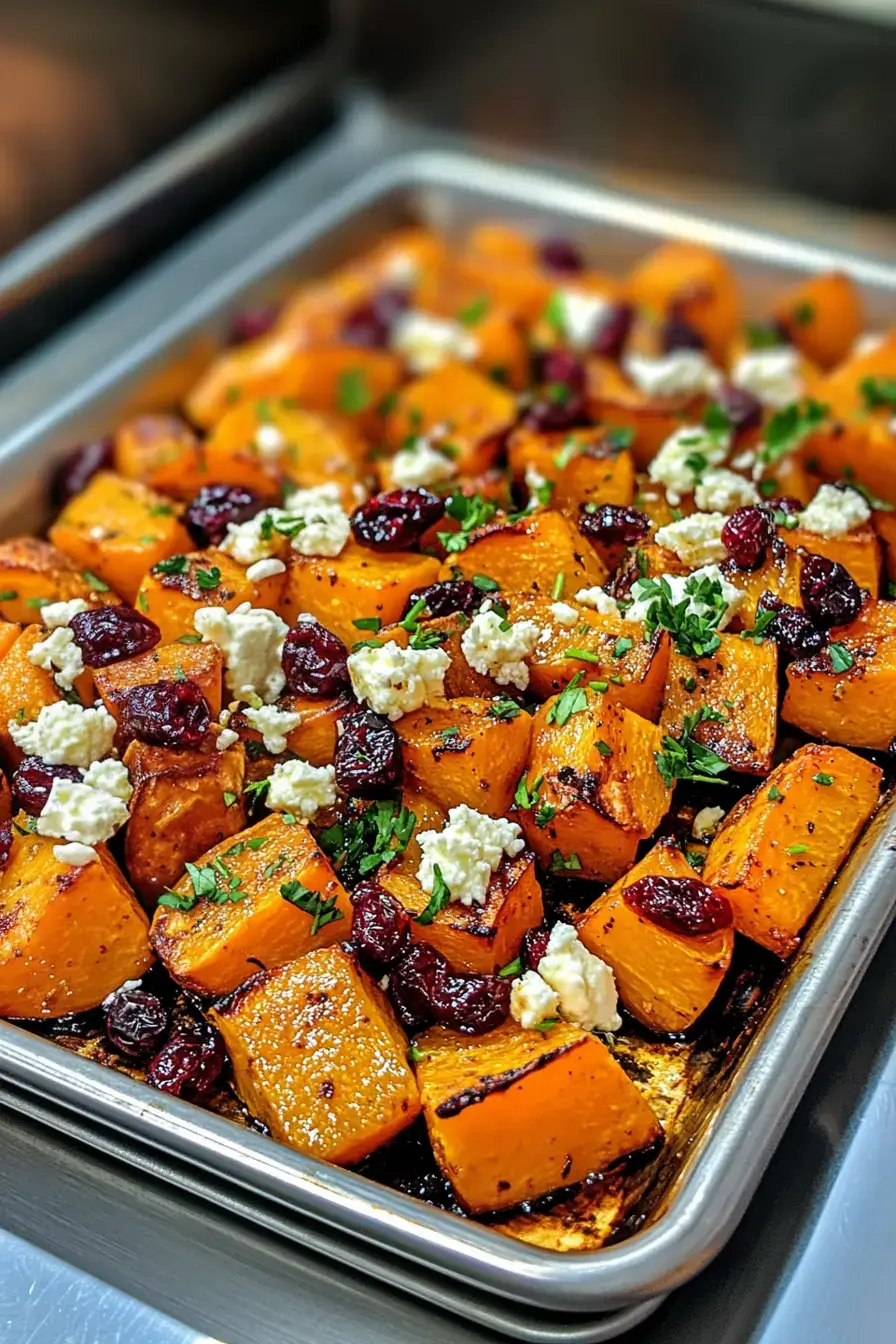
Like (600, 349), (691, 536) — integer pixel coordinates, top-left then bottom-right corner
(134, 549), (286, 643)
(210, 947), (420, 1164)
(113, 414), (207, 500)
(0, 825), (152, 1017)
(778, 525), (880, 597)
(437, 509), (608, 597)
(703, 744), (882, 956)
(722, 540), (803, 626)
(507, 425), (636, 511)
(94, 641), (224, 730)
(415, 1020), (662, 1213)
(233, 694), (348, 780)
(578, 839), (734, 1033)
(772, 271), (863, 370)
(0, 538), (119, 625)
(151, 813), (352, 995)
(628, 240), (741, 361)
(584, 356), (701, 470)
(782, 614), (896, 750)
(385, 362), (518, 476)
(395, 697), (531, 817)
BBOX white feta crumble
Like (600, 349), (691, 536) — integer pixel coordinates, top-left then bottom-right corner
(460, 610), (540, 691)
(215, 727), (239, 751)
(219, 512), (286, 566)
(654, 512), (728, 567)
(194, 601), (288, 704)
(853, 331), (885, 358)
(524, 462), (551, 511)
(510, 969), (560, 1030)
(382, 250), (419, 289)
(626, 565), (744, 630)
(731, 347), (803, 409)
(37, 777), (130, 847)
(416, 804), (524, 908)
(391, 310), (479, 374)
(243, 704), (304, 754)
(347, 639), (450, 721)
(245, 557), (286, 582)
(625, 350), (721, 400)
(390, 435), (456, 490)
(266, 758), (336, 819)
(512, 922), (621, 1033)
(798, 484), (871, 538)
(82, 758), (133, 804)
(692, 805), (726, 841)
(550, 601), (579, 628)
(281, 484), (351, 559)
(41, 598), (89, 630)
(550, 288), (613, 350)
(694, 467), (759, 513)
(28, 626), (85, 691)
(575, 586), (622, 618)
(254, 422), (289, 461)
(731, 447), (757, 472)
(53, 842), (99, 867)
(648, 424), (730, 505)
(9, 701), (117, 767)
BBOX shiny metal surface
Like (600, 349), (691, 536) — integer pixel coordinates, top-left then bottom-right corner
(1, 100), (895, 1335)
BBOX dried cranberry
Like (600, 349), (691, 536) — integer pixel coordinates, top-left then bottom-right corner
(623, 875), (733, 936)
(431, 971), (510, 1034)
(579, 503), (650, 546)
(536, 348), (586, 393)
(341, 288), (409, 348)
(662, 310), (705, 353)
(146, 1020), (226, 1098)
(722, 506), (777, 570)
(800, 554), (864, 629)
(0, 820), (11, 872)
(539, 236), (585, 275)
(351, 488), (444, 551)
(758, 593), (828, 662)
(104, 989), (169, 1057)
(281, 618), (350, 698)
(184, 483), (263, 548)
(351, 882), (410, 972)
(70, 605), (161, 667)
(51, 436), (114, 508)
(335, 706), (403, 797)
(715, 382), (763, 435)
(523, 390), (587, 433)
(591, 302), (634, 359)
(389, 943), (448, 1034)
(765, 494), (802, 518)
(118, 680), (211, 748)
(405, 579), (481, 620)
(521, 924), (551, 970)
(13, 758), (82, 815)
(227, 303), (280, 345)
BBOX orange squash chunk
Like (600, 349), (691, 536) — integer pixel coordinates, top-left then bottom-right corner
(396, 697), (531, 817)
(782, 621), (896, 751)
(388, 785), (448, 879)
(873, 507), (896, 580)
(584, 356), (697, 470)
(380, 851), (543, 976)
(703, 744), (882, 956)
(660, 632), (778, 774)
(778, 524), (880, 597)
(772, 271), (863, 370)
(232, 694), (348, 779)
(462, 306), (530, 389)
(209, 947), (420, 1165)
(150, 813), (352, 996)
(415, 1020), (662, 1213)
(49, 471), (192, 603)
(0, 538), (119, 624)
(112, 413), (208, 500)
(134, 550), (286, 643)
(508, 424), (636, 512)
(723, 539), (803, 626)
(578, 839), (735, 1033)
(815, 332), (896, 423)
(385, 362), (518, 476)
(0, 825), (152, 1018)
(94, 641), (224, 728)
(437, 509), (608, 597)
(627, 240), (741, 361)
(0, 627), (91, 768)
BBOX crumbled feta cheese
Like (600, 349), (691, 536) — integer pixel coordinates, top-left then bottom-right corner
(626, 565), (744, 630)
(648, 425), (730, 505)
(798, 484), (871, 538)
(383, 250), (418, 289)
(655, 512), (728, 567)
(280, 484), (351, 559)
(194, 602), (288, 704)
(510, 969), (560, 1030)
(215, 727), (239, 751)
(347, 639), (450, 721)
(575, 586), (621, 618)
(416, 804), (524, 908)
(245, 557), (286, 582)
(731, 448), (757, 472)
(390, 436), (456, 490)
(53, 842), (98, 867)
(41, 598), (89, 630)
(391, 310), (479, 374)
(37, 777), (130, 846)
(219, 511), (286, 566)
(525, 462), (551, 510)
(853, 331), (885, 358)
(243, 704), (304, 754)
(731, 347), (804, 409)
(625, 350), (721, 400)
(536, 922), (622, 1032)
(9, 701), (117, 767)
(266, 758), (336, 819)
(694, 467), (759, 513)
(28, 626), (85, 691)
(550, 601), (579, 627)
(82, 758), (133, 803)
(692, 805), (726, 841)
(460, 610), (540, 691)
(254, 422), (289, 461)
(551, 288), (613, 350)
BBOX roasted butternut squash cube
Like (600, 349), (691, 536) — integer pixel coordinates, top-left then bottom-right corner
(0, 825), (152, 1017)
(378, 614), (499, 698)
(49, 472), (193, 603)
(813, 332), (896, 425)
(0, 538), (119, 624)
(628, 240), (741, 361)
(703, 744), (882, 956)
(437, 510), (608, 598)
(123, 740), (247, 906)
(112, 413), (208, 500)
(94, 640), (224, 731)
(232, 694), (348, 781)
(415, 1020), (662, 1213)
(772, 271), (863, 369)
(778, 525), (880, 597)
(209, 946), (420, 1164)
(150, 813), (352, 995)
(0, 627), (90, 768)
(507, 425), (636, 511)
(380, 851), (543, 975)
(452, 251), (553, 324)
(578, 839), (735, 1033)
(185, 327), (309, 429)
(584, 357), (695, 471)
(722, 539), (803, 626)
(387, 784), (447, 879)
(385, 362), (517, 476)
(395, 697), (531, 817)
(782, 622), (896, 750)
(134, 549), (286, 643)
(660, 632), (778, 774)
(0, 772), (11, 823)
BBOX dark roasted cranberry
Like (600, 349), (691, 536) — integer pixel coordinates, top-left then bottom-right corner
(184, 483), (263, 548)
(351, 488), (444, 551)
(431, 971), (510, 1034)
(623, 874), (733, 936)
(146, 1019), (226, 1098)
(119, 680), (211, 748)
(536, 347), (586, 393)
(351, 881), (410, 972)
(13, 758), (82, 816)
(341, 288), (409, 348)
(389, 943), (449, 1034)
(715, 382), (763, 435)
(0, 819), (11, 872)
(405, 579), (480, 620)
(758, 593), (828, 662)
(662, 309), (705, 353)
(521, 924), (551, 970)
(722, 506), (777, 570)
(800, 553), (864, 629)
(579, 502), (650, 546)
(523, 390), (587, 433)
(335, 706), (403, 797)
(51, 436), (114, 507)
(539, 235), (585, 275)
(70, 604), (161, 667)
(104, 989), (169, 1057)
(227, 303), (280, 345)
(592, 301), (634, 359)
(281, 618), (350, 698)
(765, 494), (802, 518)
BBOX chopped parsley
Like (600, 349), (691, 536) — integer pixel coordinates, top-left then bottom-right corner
(633, 573), (729, 660)
(785, 844), (808, 857)
(81, 570), (110, 592)
(152, 554), (188, 577)
(195, 566), (221, 591)
(472, 573), (500, 593)
(828, 642), (854, 673)
(352, 617), (382, 631)
(514, 773), (543, 810)
(336, 368), (372, 415)
(457, 294), (490, 326)
(792, 301), (815, 326)
(280, 881), (344, 935)
(595, 739), (613, 758)
(740, 608), (776, 644)
(655, 706), (730, 787)
(759, 398), (828, 467)
(551, 572), (565, 600)
(813, 772), (834, 786)
(416, 864), (452, 925)
(549, 850), (582, 873)
(744, 321), (786, 351)
(318, 799), (416, 880)
(498, 956), (522, 979)
(437, 493), (497, 553)
(546, 673), (588, 727)
(768, 785), (783, 802)
(488, 697), (521, 720)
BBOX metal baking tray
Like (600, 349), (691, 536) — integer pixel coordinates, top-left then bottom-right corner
(1, 104), (895, 1340)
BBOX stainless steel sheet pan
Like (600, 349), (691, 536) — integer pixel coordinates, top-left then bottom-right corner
(0, 101), (894, 1338)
